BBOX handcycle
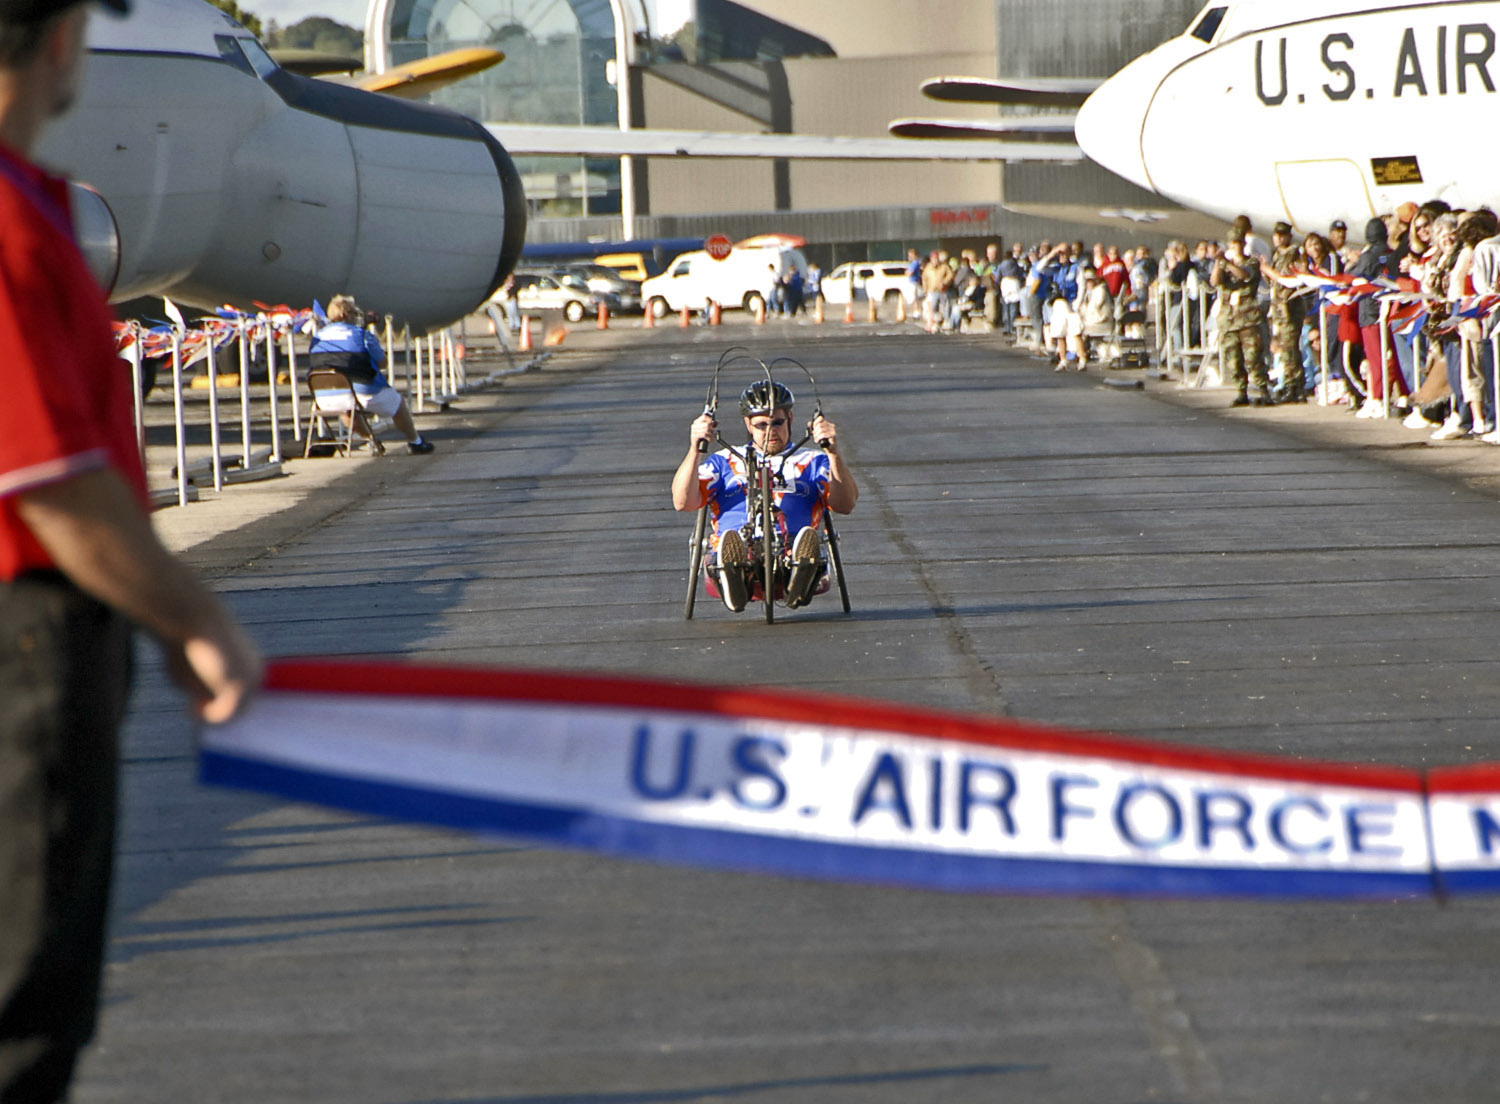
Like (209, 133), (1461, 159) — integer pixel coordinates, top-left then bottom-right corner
(684, 348), (852, 624)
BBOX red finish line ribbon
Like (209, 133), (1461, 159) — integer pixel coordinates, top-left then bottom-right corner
(198, 659), (1500, 900)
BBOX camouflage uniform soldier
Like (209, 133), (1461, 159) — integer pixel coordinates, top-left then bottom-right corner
(1268, 221), (1308, 402)
(1212, 236), (1272, 406)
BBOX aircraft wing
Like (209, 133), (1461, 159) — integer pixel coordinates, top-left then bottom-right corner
(921, 76), (1101, 108)
(277, 47), (507, 100)
(358, 48), (505, 99)
(887, 117), (1077, 142)
(485, 123), (1082, 162)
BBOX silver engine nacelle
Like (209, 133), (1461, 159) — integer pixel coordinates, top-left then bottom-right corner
(68, 182), (122, 296)
(40, 51), (525, 332)
(177, 71), (526, 332)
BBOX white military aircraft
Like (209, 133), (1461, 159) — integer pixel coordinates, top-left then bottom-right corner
(46, 0), (525, 331)
(48, 0), (1087, 330)
(1074, 0), (1499, 234)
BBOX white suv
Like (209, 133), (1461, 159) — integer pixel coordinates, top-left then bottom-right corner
(819, 262), (914, 308)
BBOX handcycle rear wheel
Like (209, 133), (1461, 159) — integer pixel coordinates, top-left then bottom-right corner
(684, 505), (708, 620)
(760, 463), (775, 624)
(823, 512), (851, 613)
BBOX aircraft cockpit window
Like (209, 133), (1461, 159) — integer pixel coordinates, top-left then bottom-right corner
(214, 35), (255, 76)
(237, 37), (281, 80)
(1189, 6), (1227, 43)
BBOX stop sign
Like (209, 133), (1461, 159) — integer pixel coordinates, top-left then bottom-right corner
(705, 234), (733, 261)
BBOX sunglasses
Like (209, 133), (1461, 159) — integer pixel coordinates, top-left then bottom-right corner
(749, 418), (788, 430)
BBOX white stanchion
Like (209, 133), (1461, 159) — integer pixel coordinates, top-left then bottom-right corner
(128, 323), (145, 464)
(285, 327), (301, 442)
(206, 324), (224, 492)
(413, 334), (426, 413)
(237, 321), (253, 468)
(168, 315), (189, 508)
(265, 321), (282, 464)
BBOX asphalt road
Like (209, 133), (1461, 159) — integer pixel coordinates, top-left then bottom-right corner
(76, 324), (1500, 1104)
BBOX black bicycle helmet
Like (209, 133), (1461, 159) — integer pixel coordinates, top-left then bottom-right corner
(739, 379), (795, 417)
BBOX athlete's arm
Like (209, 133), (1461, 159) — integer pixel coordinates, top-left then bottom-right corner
(16, 468), (263, 722)
(811, 414), (859, 514)
(671, 413), (717, 511)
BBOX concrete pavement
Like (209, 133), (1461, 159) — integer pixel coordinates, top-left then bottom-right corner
(75, 317), (1500, 1104)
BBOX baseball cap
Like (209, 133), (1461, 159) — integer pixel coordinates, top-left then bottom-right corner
(1272, 221), (1292, 236)
(0, 0), (127, 19)
(1331, 219), (1347, 231)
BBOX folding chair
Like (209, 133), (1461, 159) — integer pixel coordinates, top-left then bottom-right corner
(304, 368), (386, 458)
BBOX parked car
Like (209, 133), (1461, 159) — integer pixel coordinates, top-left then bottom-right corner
(818, 262), (915, 308)
(505, 268), (618, 323)
(551, 263), (643, 313)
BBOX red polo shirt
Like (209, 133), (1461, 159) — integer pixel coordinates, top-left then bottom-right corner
(0, 142), (146, 581)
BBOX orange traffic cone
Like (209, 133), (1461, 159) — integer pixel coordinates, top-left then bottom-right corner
(814, 297), (824, 324)
(644, 305), (655, 328)
(844, 298), (855, 324)
(545, 325), (568, 346)
(680, 306), (691, 328)
(519, 315), (532, 351)
(710, 301), (722, 326)
(755, 298), (767, 325)
(597, 302), (610, 329)
(867, 297), (879, 323)
(896, 295), (907, 323)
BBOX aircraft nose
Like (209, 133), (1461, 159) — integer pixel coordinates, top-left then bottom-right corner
(1074, 56), (1157, 193)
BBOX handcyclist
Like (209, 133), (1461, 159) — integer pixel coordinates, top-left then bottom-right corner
(672, 380), (859, 611)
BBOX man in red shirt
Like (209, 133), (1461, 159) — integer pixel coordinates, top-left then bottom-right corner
(0, 2), (261, 1100)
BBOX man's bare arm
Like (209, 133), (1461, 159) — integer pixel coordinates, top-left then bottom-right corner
(16, 468), (262, 722)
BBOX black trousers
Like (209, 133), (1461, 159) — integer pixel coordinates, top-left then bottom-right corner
(0, 573), (132, 1104)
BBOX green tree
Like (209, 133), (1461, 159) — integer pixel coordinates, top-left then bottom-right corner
(207, 0), (262, 40)
(276, 16), (363, 55)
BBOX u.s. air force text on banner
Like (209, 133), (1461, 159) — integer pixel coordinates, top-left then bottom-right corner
(198, 660), (1500, 900)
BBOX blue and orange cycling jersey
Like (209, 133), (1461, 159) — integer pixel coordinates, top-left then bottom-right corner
(699, 446), (831, 538)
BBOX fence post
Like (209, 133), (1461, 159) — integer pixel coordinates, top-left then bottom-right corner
(264, 319), (281, 464)
(128, 324), (145, 465)
(206, 324), (223, 492)
(169, 319), (189, 508)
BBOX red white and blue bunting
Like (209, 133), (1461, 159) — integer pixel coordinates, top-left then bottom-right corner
(199, 660), (1500, 900)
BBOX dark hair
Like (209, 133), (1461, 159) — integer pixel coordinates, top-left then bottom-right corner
(0, 13), (61, 67)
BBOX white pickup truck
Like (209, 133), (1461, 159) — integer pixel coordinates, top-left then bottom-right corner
(818, 261), (917, 308)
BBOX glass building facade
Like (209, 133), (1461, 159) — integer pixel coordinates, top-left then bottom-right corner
(382, 0), (645, 215)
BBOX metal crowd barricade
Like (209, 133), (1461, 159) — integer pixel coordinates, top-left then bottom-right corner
(131, 297), (536, 510)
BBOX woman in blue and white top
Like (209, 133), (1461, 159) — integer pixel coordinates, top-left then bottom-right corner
(309, 295), (434, 454)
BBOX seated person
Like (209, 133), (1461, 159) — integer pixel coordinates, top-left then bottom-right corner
(308, 295), (435, 454)
(948, 275), (985, 331)
(671, 379), (859, 611)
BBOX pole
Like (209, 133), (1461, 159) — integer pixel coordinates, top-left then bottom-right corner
(286, 327), (301, 442)
(1318, 304), (1329, 407)
(1379, 299), (1391, 417)
(237, 320), (252, 467)
(170, 327), (189, 508)
(128, 325), (145, 465)
(265, 321), (281, 464)
(206, 328), (223, 492)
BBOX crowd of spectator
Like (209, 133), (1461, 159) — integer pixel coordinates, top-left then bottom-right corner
(901, 239), (1158, 371)
(900, 205), (1500, 440)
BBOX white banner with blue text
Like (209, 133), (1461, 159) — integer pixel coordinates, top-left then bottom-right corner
(198, 660), (1500, 899)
